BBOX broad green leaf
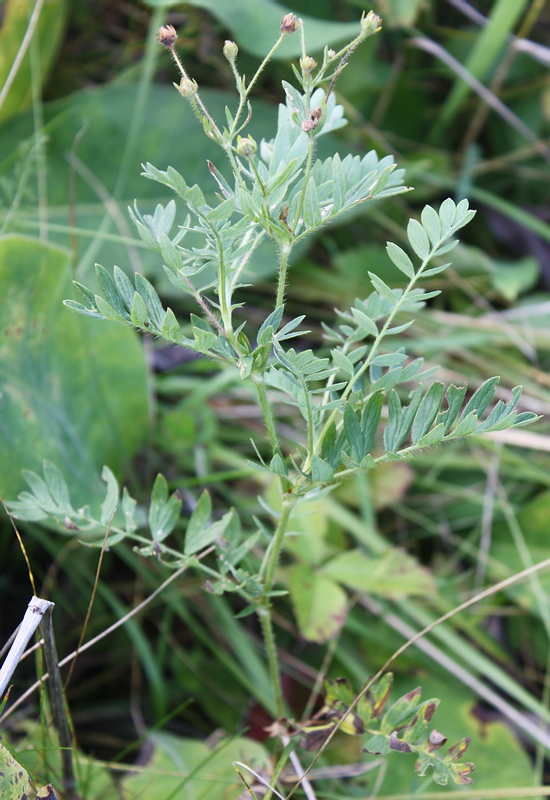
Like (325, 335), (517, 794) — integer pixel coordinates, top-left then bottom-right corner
(375, 0), (429, 27)
(130, 291), (149, 328)
(149, 474), (182, 542)
(461, 377), (500, 419)
(0, 743), (32, 799)
(311, 455), (334, 484)
(121, 731), (269, 800)
(0, 236), (148, 507)
(407, 218), (430, 260)
(332, 348), (355, 377)
(386, 241), (414, 279)
(100, 466), (119, 526)
(161, 307), (181, 340)
(145, 0), (363, 59)
(411, 382), (444, 444)
(289, 564), (347, 643)
(184, 490), (212, 555)
(0, 0), (68, 124)
(322, 548), (435, 598)
(420, 205), (441, 246)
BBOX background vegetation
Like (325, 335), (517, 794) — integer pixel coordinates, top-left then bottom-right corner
(1, 0), (550, 797)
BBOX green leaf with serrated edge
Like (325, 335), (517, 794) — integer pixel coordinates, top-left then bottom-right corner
(135, 273), (164, 329)
(361, 390), (384, 455)
(411, 382), (444, 444)
(407, 218), (430, 260)
(461, 377), (499, 419)
(368, 271), (396, 302)
(420, 205), (441, 246)
(363, 734), (391, 755)
(332, 348), (354, 377)
(22, 470), (53, 508)
(288, 564), (347, 643)
(437, 384), (468, 433)
(382, 687), (422, 733)
(131, 291), (148, 328)
(100, 466), (119, 526)
(311, 455), (334, 483)
(162, 308), (181, 340)
(386, 241), (414, 279)
(184, 490), (212, 555)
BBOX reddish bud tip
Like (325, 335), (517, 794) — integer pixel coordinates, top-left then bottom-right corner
(281, 13), (297, 34)
(157, 25), (177, 48)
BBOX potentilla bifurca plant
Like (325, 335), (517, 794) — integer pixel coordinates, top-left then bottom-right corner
(7, 10), (539, 791)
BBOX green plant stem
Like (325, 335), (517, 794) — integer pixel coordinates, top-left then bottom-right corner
(255, 492), (298, 717)
(262, 493), (297, 594)
(257, 604), (284, 718)
(276, 244), (293, 307)
(255, 378), (280, 452)
(291, 134), (316, 232)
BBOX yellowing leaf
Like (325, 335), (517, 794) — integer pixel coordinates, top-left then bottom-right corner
(289, 564), (347, 642)
(322, 548), (435, 598)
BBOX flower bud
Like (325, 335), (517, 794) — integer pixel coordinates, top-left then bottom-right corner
(223, 40), (239, 61)
(157, 25), (177, 48)
(281, 13), (297, 34)
(176, 76), (198, 97)
(327, 49), (336, 59)
(360, 10), (382, 35)
(236, 135), (257, 158)
(299, 56), (317, 74)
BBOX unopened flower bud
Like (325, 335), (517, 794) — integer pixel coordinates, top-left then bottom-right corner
(236, 135), (257, 158)
(176, 76), (198, 97)
(281, 13), (297, 34)
(157, 25), (177, 48)
(327, 49), (336, 59)
(299, 56), (317, 74)
(360, 10), (382, 35)
(223, 40), (238, 61)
